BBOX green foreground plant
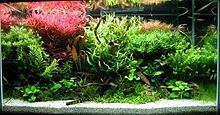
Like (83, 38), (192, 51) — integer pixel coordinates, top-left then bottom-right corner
(23, 85), (40, 102)
(165, 80), (193, 99)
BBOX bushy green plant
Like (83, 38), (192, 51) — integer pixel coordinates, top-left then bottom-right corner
(125, 59), (143, 81)
(40, 59), (58, 79)
(166, 47), (202, 81)
(141, 60), (164, 87)
(124, 30), (190, 58)
(58, 61), (73, 79)
(165, 80), (192, 99)
(200, 30), (217, 80)
(23, 85), (40, 102)
(86, 42), (130, 75)
(86, 14), (141, 49)
(165, 30), (217, 81)
(85, 15), (140, 75)
(50, 79), (78, 93)
(1, 26), (58, 83)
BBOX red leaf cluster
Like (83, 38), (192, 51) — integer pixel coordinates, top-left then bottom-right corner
(25, 1), (87, 40)
(0, 4), (19, 31)
(1, 1), (87, 62)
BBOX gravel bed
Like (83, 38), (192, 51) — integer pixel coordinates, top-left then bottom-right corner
(3, 98), (216, 115)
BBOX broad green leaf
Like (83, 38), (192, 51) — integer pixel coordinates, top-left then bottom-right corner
(129, 68), (136, 73)
(31, 95), (36, 102)
(179, 86), (185, 90)
(30, 86), (36, 91)
(23, 93), (29, 97)
(50, 83), (62, 93)
(127, 76), (133, 81)
(63, 81), (72, 88)
(136, 59), (144, 65)
(172, 87), (181, 91)
(25, 88), (32, 94)
(167, 85), (175, 89)
(135, 77), (140, 80)
(33, 89), (40, 94)
(175, 81), (182, 86)
(169, 92), (179, 99)
(185, 88), (192, 91)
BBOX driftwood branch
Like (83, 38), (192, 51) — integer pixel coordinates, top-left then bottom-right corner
(2, 3), (25, 15)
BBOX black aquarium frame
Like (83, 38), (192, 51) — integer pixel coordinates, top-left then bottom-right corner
(0, 0), (219, 114)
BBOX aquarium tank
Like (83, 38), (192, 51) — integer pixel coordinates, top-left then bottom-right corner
(0, 0), (219, 114)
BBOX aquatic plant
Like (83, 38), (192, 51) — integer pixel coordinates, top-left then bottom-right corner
(165, 80), (194, 99)
(25, 1), (86, 40)
(125, 29), (190, 59)
(0, 4), (19, 31)
(85, 0), (168, 11)
(23, 85), (41, 102)
(85, 15), (140, 76)
(164, 29), (217, 82)
(25, 1), (87, 62)
(141, 20), (173, 32)
(1, 26), (58, 84)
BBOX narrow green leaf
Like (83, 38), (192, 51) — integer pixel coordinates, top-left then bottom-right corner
(153, 71), (164, 76)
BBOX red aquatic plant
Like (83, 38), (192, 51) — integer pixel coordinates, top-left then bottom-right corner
(25, 1), (87, 40)
(1, 1), (88, 63)
(0, 3), (19, 31)
(25, 1), (87, 62)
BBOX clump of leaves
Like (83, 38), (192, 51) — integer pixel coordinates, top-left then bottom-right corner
(25, 1), (87, 63)
(1, 26), (58, 84)
(0, 4), (20, 32)
(23, 85), (40, 102)
(200, 30), (217, 80)
(25, 1), (86, 39)
(50, 78), (78, 93)
(166, 35), (217, 82)
(166, 47), (202, 81)
(95, 80), (160, 104)
(125, 29), (189, 59)
(165, 80), (194, 99)
(141, 60), (164, 87)
(85, 14), (140, 76)
(125, 59), (143, 81)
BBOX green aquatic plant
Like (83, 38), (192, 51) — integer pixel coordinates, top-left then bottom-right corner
(165, 33), (217, 82)
(124, 30), (190, 58)
(125, 59), (143, 81)
(1, 26), (58, 84)
(58, 61), (73, 79)
(166, 47), (202, 81)
(165, 80), (192, 99)
(50, 79), (78, 93)
(85, 14), (140, 76)
(141, 61), (164, 87)
(23, 85), (40, 102)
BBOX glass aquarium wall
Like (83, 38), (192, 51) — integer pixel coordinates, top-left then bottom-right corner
(0, 0), (217, 106)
